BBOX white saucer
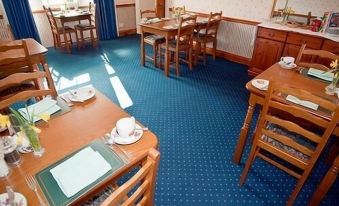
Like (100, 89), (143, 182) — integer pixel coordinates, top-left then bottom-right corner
(0, 192), (27, 206)
(69, 87), (95, 102)
(278, 61), (297, 69)
(110, 124), (144, 145)
(251, 79), (269, 91)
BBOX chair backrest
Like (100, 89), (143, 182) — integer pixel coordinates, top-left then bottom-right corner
(140, 9), (156, 18)
(43, 6), (59, 35)
(296, 44), (339, 71)
(89, 2), (96, 25)
(0, 39), (33, 79)
(0, 68), (57, 110)
(205, 11), (222, 37)
(100, 148), (160, 206)
(176, 15), (197, 49)
(256, 82), (339, 174)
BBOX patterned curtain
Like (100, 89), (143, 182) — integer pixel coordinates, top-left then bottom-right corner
(2, 0), (41, 42)
(94, 0), (118, 40)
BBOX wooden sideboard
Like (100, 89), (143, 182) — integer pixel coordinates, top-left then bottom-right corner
(249, 26), (339, 76)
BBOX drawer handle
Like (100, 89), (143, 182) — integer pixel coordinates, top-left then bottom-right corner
(268, 33), (275, 37)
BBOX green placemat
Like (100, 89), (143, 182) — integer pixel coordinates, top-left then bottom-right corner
(300, 68), (332, 83)
(35, 139), (126, 206)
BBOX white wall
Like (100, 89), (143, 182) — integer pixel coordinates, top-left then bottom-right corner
(135, 0), (155, 33)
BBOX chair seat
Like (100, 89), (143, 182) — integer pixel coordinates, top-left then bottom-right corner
(144, 35), (165, 45)
(160, 39), (191, 51)
(194, 32), (215, 42)
(0, 83), (35, 100)
(57, 26), (75, 33)
(81, 185), (115, 206)
(75, 23), (96, 30)
(260, 123), (316, 162)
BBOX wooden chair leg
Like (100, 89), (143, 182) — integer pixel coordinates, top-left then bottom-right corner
(80, 30), (85, 48)
(309, 155), (339, 206)
(90, 29), (96, 48)
(287, 170), (313, 206)
(69, 33), (73, 44)
(188, 48), (193, 71)
(213, 39), (217, 60)
(153, 44), (158, 68)
(175, 52), (179, 76)
(203, 43), (207, 65)
(64, 33), (70, 53)
(75, 29), (80, 50)
(239, 146), (258, 186)
(52, 34), (57, 49)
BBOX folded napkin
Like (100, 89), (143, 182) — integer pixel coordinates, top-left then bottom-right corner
(18, 97), (61, 123)
(286, 95), (319, 110)
(307, 68), (334, 82)
(50, 147), (112, 198)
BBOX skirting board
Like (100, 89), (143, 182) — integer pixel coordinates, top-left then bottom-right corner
(119, 29), (137, 37)
(205, 47), (251, 66)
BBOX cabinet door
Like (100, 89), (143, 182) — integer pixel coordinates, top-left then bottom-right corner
(250, 38), (284, 75)
(322, 40), (339, 54)
(283, 43), (301, 58)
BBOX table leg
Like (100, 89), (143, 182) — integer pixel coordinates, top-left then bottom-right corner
(233, 94), (256, 164)
(165, 34), (169, 77)
(140, 31), (145, 67)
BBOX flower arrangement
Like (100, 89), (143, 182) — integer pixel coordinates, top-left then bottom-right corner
(0, 107), (50, 156)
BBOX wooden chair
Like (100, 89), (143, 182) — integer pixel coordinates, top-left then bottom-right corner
(140, 9), (164, 67)
(43, 6), (75, 52)
(194, 11), (222, 65)
(82, 148), (160, 206)
(296, 44), (339, 71)
(308, 154), (338, 206)
(0, 39), (33, 79)
(239, 82), (339, 205)
(0, 70), (57, 110)
(159, 16), (197, 76)
(74, 2), (97, 49)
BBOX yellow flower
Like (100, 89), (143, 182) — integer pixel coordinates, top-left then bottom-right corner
(30, 126), (41, 133)
(330, 59), (338, 69)
(38, 113), (50, 122)
(0, 114), (11, 128)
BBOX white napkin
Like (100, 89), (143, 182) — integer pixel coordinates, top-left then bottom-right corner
(18, 98), (61, 123)
(307, 68), (334, 82)
(286, 95), (319, 110)
(50, 147), (112, 198)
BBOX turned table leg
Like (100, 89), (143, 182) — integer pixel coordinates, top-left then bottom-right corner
(233, 94), (257, 164)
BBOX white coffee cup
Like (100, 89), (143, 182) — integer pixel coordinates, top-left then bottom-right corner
(280, 56), (295, 66)
(116, 117), (135, 138)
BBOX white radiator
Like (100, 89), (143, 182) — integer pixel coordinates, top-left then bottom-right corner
(217, 20), (256, 59)
(0, 18), (12, 41)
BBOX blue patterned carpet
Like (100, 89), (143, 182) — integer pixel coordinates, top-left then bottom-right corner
(46, 35), (338, 206)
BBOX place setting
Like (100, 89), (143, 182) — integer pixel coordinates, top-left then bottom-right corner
(59, 86), (96, 106)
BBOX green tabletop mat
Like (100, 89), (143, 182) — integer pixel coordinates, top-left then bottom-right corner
(35, 139), (126, 206)
(300, 67), (331, 83)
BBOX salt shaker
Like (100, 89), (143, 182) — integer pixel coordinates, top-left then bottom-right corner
(0, 140), (10, 178)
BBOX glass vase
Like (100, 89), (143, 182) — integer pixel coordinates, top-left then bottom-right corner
(325, 75), (339, 96)
(22, 126), (45, 157)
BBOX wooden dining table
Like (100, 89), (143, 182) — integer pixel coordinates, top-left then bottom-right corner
(0, 90), (158, 205)
(233, 64), (339, 164)
(54, 10), (92, 52)
(0, 38), (48, 65)
(140, 17), (208, 77)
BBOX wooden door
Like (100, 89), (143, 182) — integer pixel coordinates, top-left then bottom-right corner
(155, 0), (165, 17)
(249, 38), (284, 76)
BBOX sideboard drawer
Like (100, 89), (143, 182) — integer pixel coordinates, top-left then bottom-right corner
(257, 27), (287, 42)
(322, 40), (339, 54)
(286, 33), (322, 49)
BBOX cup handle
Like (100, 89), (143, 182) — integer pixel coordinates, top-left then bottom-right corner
(280, 57), (284, 62)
